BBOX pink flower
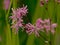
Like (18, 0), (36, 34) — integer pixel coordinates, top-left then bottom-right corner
(16, 5), (28, 17)
(44, 19), (50, 25)
(44, 25), (50, 32)
(25, 23), (40, 37)
(44, 19), (50, 32)
(36, 18), (44, 32)
(11, 5), (28, 19)
(40, 0), (48, 7)
(4, 0), (10, 10)
(51, 23), (57, 28)
(57, 0), (60, 3)
(45, 0), (48, 3)
(25, 18), (57, 36)
(10, 5), (28, 34)
(44, 19), (57, 34)
(25, 23), (35, 35)
(51, 23), (57, 34)
(40, 0), (44, 6)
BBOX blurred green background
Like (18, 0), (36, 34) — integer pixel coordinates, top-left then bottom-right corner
(0, 0), (60, 45)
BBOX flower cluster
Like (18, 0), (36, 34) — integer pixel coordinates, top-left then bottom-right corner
(10, 5), (57, 37)
(43, 19), (57, 34)
(25, 22), (41, 37)
(10, 5), (28, 34)
(25, 23), (35, 35)
(40, 0), (48, 6)
(25, 18), (57, 37)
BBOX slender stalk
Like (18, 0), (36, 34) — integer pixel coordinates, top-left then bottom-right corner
(4, 0), (13, 45)
(55, 2), (60, 45)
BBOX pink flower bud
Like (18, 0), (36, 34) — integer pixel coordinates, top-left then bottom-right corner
(40, 0), (44, 6)
(4, 0), (10, 10)
(25, 23), (35, 35)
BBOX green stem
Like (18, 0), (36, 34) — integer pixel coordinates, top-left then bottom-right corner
(6, 0), (12, 20)
(5, 0), (12, 45)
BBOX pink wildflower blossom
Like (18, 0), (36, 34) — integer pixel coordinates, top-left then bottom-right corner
(25, 18), (57, 36)
(4, 0), (10, 10)
(44, 19), (50, 32)
(44, 19), (57, 34)
(35, 18), (44, 31)
(10, 5), (28, 34)
(25, 23), (35, 35)
(45, 0), (48, 4)
(51, 23), (57, 34)
(57, 0), (60, 3)
(40, 0), (44, 6)
(40, 0), (48, 6)
(25, 23), (40, 37)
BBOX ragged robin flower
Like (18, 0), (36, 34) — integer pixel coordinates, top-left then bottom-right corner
(25, 18), (57, 37)
(10, 5), (28, 34)
(40, 0), (48, 7)
(44, 19), (57, 34)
